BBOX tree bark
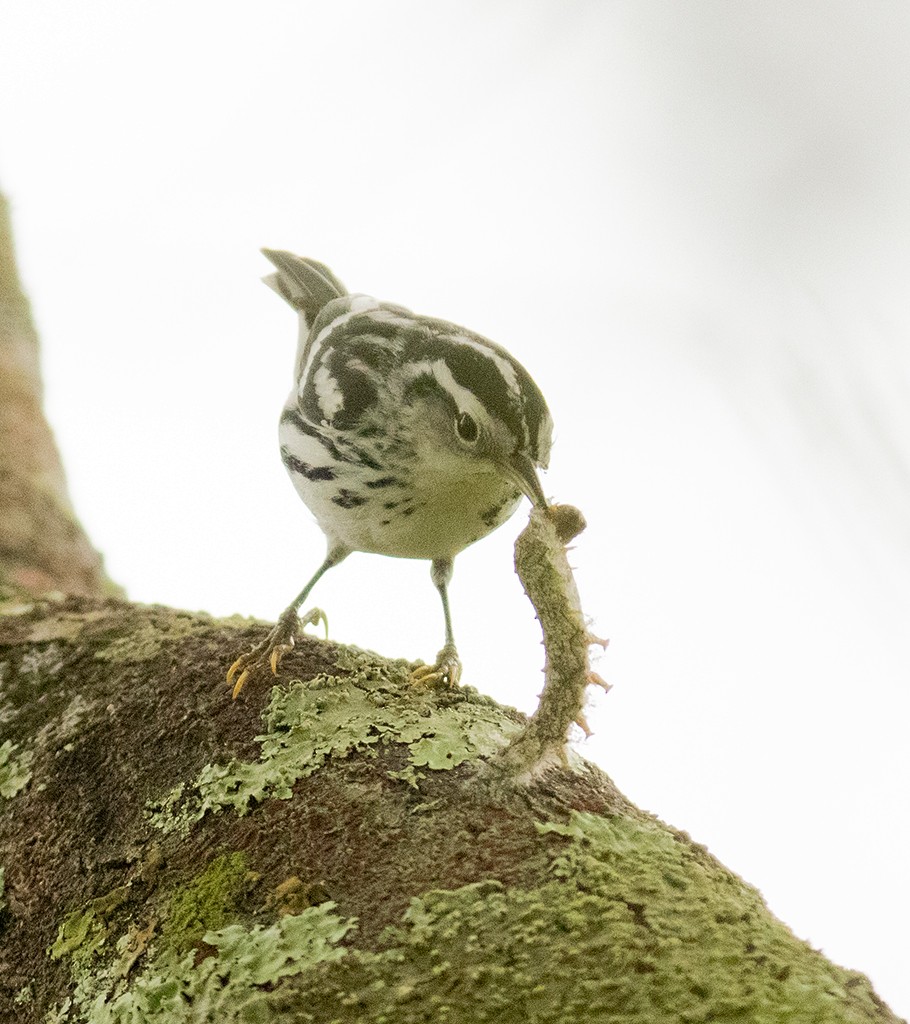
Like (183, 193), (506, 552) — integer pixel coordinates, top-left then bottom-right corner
(0, 602), (903, 1023)
(0, 194), (114, 601)
(0, 189), (903, 1023)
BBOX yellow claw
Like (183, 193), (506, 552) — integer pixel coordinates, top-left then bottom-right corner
(226, 657), (244, 687)
(231, 668), (251, 700)
(410, 663), (435, 685)
(410, 650), (462, 688)
(269, 641), (294, 675)
(226, 606), (329, 700)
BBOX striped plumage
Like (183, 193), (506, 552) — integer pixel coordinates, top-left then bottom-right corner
(228, 250), (553, 695)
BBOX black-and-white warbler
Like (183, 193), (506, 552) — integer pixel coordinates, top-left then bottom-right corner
(228, 250), (553, 696)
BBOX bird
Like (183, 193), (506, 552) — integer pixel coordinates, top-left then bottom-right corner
(227, 250), (553, 698)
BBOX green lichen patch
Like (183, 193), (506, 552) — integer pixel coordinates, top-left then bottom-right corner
(0, 600), (226, 674)
(276, 811), (893, 1024)
(59, 810), (889, 1023)
(0, 601), (111, 646)
(13, 982), (32, 1005)
(92, 609), (213, 664)
(0, 738), (33, 799)
(34, 692), (97, 753)
(70, 903), (355, 1024)
(50, 885), (132, 962)
(25, 612), (110, 644)
(148, 652), (523, 835)
(10, 640), (68, 684)
(159, 852), (250, 955)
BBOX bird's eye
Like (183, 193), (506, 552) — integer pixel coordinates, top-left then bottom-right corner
(455, 411), (479, 444)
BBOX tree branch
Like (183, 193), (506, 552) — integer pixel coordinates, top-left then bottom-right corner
(0, 192), (116, 600)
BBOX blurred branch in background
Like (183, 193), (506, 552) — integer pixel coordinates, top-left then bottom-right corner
(619, 0), (910, 595)
(0, 192), (117, 600)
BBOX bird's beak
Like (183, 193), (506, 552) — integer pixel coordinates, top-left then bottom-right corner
(506, 452), (548, 509)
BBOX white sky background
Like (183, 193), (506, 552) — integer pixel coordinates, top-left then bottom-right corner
(2, 0), (909, 1014)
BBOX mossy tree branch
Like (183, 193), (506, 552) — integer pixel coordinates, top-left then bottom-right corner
(0, 602), (902, 1023)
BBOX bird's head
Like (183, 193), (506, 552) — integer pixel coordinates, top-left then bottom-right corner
(398, 337), (552, 507)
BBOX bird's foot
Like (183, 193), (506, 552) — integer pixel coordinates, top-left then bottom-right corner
(227, 606), (328, 699)
(410, 643), (462, 688)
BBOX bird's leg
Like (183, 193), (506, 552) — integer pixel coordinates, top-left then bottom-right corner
(411, 557), (462, 687)
(227, 545), (349, 698)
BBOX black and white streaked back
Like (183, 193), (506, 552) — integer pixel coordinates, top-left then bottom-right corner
(263, 250), (553, 478)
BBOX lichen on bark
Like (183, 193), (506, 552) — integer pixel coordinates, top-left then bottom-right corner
(0, 599), (903, 1023)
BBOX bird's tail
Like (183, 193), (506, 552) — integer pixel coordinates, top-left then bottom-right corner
(261, 249), (347, 335)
